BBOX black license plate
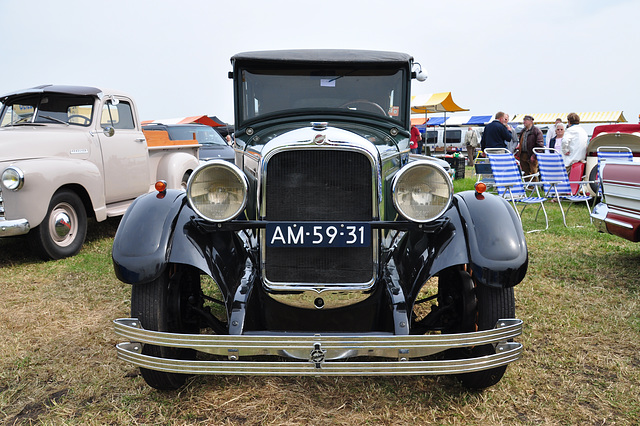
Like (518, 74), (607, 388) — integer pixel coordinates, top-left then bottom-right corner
(266, 222), (371, 248)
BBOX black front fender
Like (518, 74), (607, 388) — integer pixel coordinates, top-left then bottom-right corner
(454, 191), (528, 288)
(112, 190), (186, 284)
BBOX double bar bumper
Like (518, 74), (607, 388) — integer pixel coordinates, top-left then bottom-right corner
(114, 318), (523, 376)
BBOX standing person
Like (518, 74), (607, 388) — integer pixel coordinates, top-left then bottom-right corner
(507, 123), (519, 153)
(480, 111), (513, 151)
(561, 112), (588, 172)
(410, 125), (421, 154)
(464, 127), (478, 165)
(547, 123), (565, 151)
(518, 115), (544, 179)
(545, 118), (563, 145)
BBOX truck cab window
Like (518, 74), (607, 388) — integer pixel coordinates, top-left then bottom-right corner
(101, 101), (135, 129)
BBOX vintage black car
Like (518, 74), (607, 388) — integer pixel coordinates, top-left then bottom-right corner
(113, 50), (527, 391)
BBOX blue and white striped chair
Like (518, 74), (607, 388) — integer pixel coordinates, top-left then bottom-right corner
(486, 148), (548, 232)
(533, 147), (593, 227)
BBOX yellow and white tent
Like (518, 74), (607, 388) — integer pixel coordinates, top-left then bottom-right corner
(410, 92), (469, 114)
(510, 111), (626, 124)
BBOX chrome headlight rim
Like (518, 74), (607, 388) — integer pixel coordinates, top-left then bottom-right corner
(1, 166), (25, 191)
(392, 160), (453, 223)
(186, 160), (249, 223)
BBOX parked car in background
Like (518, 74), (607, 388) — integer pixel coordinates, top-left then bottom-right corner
(113, 49), (527, 391)
(142, 123), (235, 163)
(591, 161), (640, 242)
(0, 85), (199, 259)
(585, 124), (640, 194)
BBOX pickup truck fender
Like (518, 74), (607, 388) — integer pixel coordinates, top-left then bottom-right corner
(153, 150), (200, 189)
(1, 157), (106, 227)
(112, 190), (246, 296)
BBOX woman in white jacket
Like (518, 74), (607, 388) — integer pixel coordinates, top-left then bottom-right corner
(561, 112), (588, 171)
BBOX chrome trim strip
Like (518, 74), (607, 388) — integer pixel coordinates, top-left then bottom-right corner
(608, 206), (640, 221)
(603, 180), (640, 188)
(116, 341), (521, 375)
(114, 318), (522, 362)
(604, 217), (634, 229)
(0, 218), (30, 237)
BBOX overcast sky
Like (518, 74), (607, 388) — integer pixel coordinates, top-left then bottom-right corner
(1, 0), (638, 126)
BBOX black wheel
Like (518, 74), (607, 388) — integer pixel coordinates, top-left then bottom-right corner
(180, 172), (190, 191)
(456, 284), (516, 389)
(29, 190), (87, 260)
(588, 165), (599, 195)
(131, 264), (202, 390)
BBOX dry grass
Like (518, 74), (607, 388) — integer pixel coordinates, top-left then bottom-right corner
(1, 199), (639, 425)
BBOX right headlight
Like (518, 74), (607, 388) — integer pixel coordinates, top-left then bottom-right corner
(1, 167), (24, 191)
(187, 160), (248, 222)
(392, 161), (453, 222)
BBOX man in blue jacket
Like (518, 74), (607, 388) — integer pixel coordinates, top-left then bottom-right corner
(480, 111), (513, 151)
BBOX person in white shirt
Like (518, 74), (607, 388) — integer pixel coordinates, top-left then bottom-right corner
(561, 113), (588, 171)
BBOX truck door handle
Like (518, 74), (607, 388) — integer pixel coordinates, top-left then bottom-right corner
(134, 138), (145, 143)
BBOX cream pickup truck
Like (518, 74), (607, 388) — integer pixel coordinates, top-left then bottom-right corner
(0, 85), (200, 260)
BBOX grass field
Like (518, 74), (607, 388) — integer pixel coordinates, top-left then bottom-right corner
(1, 168), (639, 425)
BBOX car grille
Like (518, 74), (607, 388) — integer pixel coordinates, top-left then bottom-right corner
(0, 187), (4, 218)
(264, 149), (374, 284)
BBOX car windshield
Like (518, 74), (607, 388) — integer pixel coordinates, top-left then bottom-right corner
(238, 66), (406, 126)
(0, 93), (94, 127)
(166, 126), (227, 145)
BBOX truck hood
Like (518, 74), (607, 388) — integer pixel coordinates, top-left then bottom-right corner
(0, 125), (94, 163)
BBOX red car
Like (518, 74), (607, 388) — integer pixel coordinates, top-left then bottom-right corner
(592, 160), (640, 242)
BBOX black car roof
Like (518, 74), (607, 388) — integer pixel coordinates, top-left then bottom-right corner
(231, 49), (413, 67)
(0, 84), (102, 102)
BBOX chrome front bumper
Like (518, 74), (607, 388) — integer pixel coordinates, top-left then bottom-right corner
(0, 218), (30, 237)
(114, 318), (523, 376)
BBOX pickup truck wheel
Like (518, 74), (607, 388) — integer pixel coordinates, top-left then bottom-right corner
(180, 172), (190, 191)
(456, 284), (515, 389)
(29, 190), (87, 260)
(131, 264), (201, 390)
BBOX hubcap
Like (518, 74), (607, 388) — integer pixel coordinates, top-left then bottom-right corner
(54, 212), (72, 238)
(49, 202), (78, 247)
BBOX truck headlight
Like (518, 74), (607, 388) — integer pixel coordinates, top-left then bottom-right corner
(1, 167), (24, 191)
(392, 161), (453, 222)
(187, 160), (248, 222)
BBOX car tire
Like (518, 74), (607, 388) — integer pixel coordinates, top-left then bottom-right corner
(588, 165), (599, 195)
(131, 264), (201, 390)
(29, 190), (87, 260)
(456, 284), (516, 389)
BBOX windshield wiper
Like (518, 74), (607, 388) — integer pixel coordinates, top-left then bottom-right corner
(40, 115), (70, 125)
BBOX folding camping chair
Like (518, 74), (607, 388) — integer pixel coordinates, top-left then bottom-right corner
(486, 150), (548, 232)
(533, 147), (593, 227)
(596, 146), (634, 196)
(474, 151), (495, 188)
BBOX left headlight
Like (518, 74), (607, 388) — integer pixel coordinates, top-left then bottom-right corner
(1, 167), (24, 191)
(187, 160), (248, 222)
(392, 161), (453, 223)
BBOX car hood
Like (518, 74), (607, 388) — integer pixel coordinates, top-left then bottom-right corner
(0, 125), (94, 162)
(199, 144), (235, 162)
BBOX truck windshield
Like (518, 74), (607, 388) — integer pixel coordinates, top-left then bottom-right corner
(0, 94), (94, 127)
(238, 67), (406, 126)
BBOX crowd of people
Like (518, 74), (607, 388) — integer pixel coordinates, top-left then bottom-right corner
(476, 111), (588, 177)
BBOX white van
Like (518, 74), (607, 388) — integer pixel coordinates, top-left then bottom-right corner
(421, 127), (484, 155)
